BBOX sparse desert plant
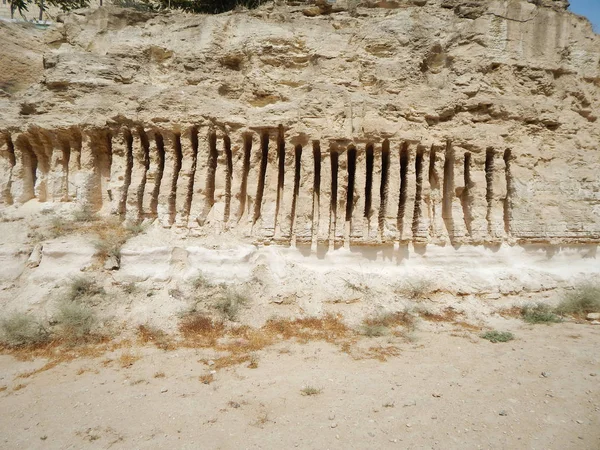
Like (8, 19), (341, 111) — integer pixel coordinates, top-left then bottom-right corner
(555, 282), (600, 318)
(190, 272), (213, 290)
(54, 300), (97, 344)
(214, 291), (249, 321)
(360, 323), (388, 337)
(395, 277), (432, 300)
(68, 277), (105, 302)
(360, 310), (415, 337)
(0, 312), (50, 348)
(521, 303), (562, 324)
(72, 205), (98, 223)
(48, 216), (75, 238)
(121, 282), (137, 295)
(481, 330), (514, 343)
(300, 386), (322, 396)
(341, 277), (368, 294)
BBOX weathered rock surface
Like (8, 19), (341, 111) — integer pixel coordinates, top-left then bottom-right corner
(0, 0), (598, 247)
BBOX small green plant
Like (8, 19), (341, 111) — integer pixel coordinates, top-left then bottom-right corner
(360, 310), (415, 337)
(361, 324), (388, 337)
(68, 277), (105, 302)
(521, 303), (561, 324)
(481, 330), (514, 343)
(54, 300), (97, 344)
(300, 386), (322, 396)
(555, 282), (600, 317)
(214, 290), (249, 321)
(0, 312), (50, 348)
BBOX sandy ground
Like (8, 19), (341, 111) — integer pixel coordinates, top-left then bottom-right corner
(0, 321), (598, 450)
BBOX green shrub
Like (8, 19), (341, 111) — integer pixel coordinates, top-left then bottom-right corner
(521, 303), (561, 324)
(54, 300), (96, 344)
(556, 283), (600, 317)
(0, 313), (50, 348)
(68, 277), (105, 302)
(481, 330), (514, 343)
(214, 291), (248, 321)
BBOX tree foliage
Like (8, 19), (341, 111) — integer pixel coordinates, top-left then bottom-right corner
(7, 0), (268, 19)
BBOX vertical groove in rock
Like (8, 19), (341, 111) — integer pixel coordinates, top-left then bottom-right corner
(345, 146), (356, 247)
(378, 139), (390, 239)
(238, 133), (252, 221)
(290, 144), (302, 243)
(183, 127), (199, 221)
(223, 134), (233, 223)
(311, 140), (321, 248)
(364, 143), (374, 220)
(461, 151), (473, 236)
(18, 135), (37, 202)
(428, 145), (440, 238)
(118, 129), (133, 217)
(329, 147), (339, 248)
(397, 142), (409, 238)
(137, 128), (150, 221)
(168, 132), (182, 224)
(346, 146), (357, 223)
(253, 131), (269, 225)
(503, 149), (513, 235)
(28, 130), (50, 202)
(206, 131), (218, 210)
(412, 146), (424, 239)
(1, 134), (16, 204)
(275, 125), (285, 232)
(442, 140), (455, 240)
(485, 148), (494, 236)
(150, 132), (165, 217)
(57, 134), (71, 201)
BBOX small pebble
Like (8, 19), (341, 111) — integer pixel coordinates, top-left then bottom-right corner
(160, 388), (168, 393)
(499, 410), (507, 416)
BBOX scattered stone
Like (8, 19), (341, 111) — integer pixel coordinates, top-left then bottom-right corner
(207, 360), (215, 366)
(576, 419), (584, 424)
(330, 423), (338, 429)
(432, 392), (442, 397)
(499, 410), (508, 416)
(160, 388), (168, 393)
(540, 372), (550, 378)
(586, 313), (600, 320)
(590, 373), (597, 377)
(27, 244), (42, 268)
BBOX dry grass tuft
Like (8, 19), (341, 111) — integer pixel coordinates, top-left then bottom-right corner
(199, 373), (214, 384)
(154, 371), (165, 378)
(300, 386), (322, 396)
(179, 313), (226, 346)
(137, 324), (173, 350)
(118, 351), (140, 368)
(263, 314), (351, 344)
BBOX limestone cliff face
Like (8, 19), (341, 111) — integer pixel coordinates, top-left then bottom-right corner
(0, 0), (599, 246)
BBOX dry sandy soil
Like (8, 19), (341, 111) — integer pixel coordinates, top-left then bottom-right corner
(0, 319), (598, 450)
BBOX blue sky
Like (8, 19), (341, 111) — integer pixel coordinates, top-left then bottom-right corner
(568, 0), (599, 32)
